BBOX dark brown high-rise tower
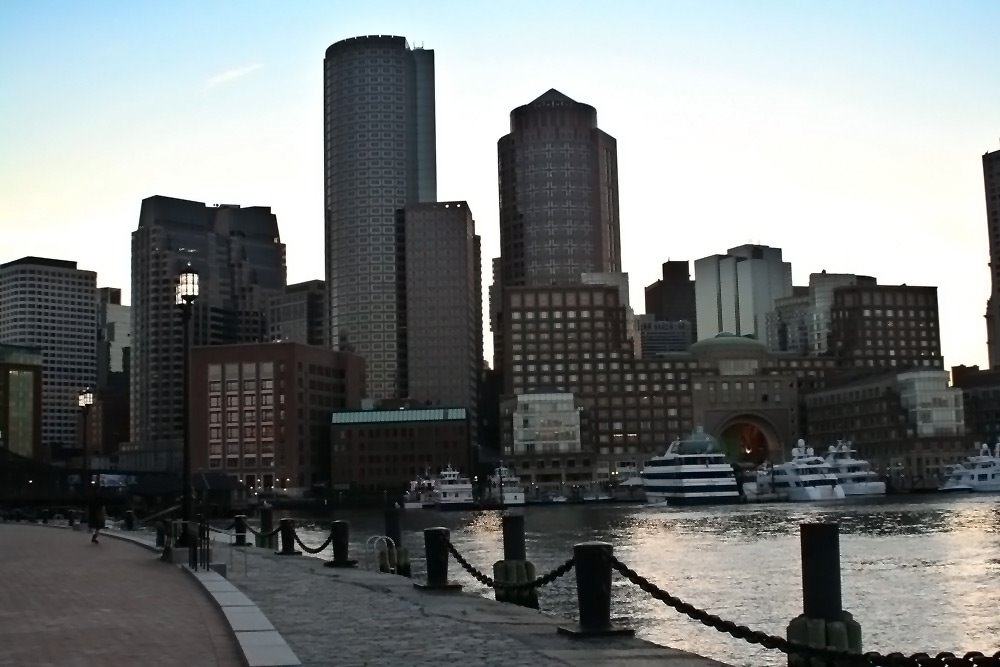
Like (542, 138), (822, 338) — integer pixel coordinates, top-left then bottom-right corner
(984, 149), (1000, 369)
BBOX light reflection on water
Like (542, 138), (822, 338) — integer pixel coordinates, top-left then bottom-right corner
(292, 495), (1000, 667)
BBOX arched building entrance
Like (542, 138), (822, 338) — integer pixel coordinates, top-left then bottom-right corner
(717, 415), (783, 466)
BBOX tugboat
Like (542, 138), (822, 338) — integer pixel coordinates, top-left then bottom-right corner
(640, 427), (741, 506)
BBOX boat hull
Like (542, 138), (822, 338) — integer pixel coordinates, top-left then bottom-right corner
(646, 491), (742, 506)
(434, 501), (477, 511)
(841, 481), (886, 496)
(785, 485), (845, 502)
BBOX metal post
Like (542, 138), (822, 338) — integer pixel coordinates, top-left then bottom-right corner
(414, 527), (462, 591)
(276, 518), (301, 555)
(323, 520), (357, 568)
(234, 514), (247, 547)
(124, 510), (135, 531)
(558, 542), (633, 637)
(258, 506), (274, 548)
(385, 507), (401, 548)
(502, 513), (526, 561)
(155, 522), (165, 548)
(800, 523), (842, 620)
(179, 303), (193, 547)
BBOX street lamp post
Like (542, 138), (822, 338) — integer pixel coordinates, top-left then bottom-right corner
(176, 266), (199, 547)
(78, 387), (94, 527)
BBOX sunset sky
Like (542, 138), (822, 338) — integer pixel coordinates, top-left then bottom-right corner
(2, 0), (998, 368)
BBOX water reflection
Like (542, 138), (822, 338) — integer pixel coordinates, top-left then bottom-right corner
(291, 494), (1000, 667)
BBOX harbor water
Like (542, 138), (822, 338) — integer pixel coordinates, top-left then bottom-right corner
(292, 495), (1000, 667)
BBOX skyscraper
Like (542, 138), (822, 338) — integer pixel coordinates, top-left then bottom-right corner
(0, 257), (97, 457)
(323, 35), (436, 399)
(130, 196), (286, 466)
(401, 201), (482, 415)
(497, 89), (621, 288)
(984, 149), (1000, 369)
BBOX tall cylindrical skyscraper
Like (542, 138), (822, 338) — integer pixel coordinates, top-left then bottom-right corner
(497, 89), (621, 289)
(324, 35), (436, 399)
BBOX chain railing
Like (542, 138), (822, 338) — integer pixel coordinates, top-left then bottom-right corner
(608, 553), (1000, 667)
(445, 540), (574, 590)
(293, 531), (334, 555)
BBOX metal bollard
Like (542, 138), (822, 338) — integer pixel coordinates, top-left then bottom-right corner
(414, 527), (462, 591)
(275, 518), (301, 555)
(124, 510), (136, 531)
(558, 542), (633, 637)
(155, 522), (165, 548)
(68, 511), (76, 527)
(502, 513), (526, 561)
(786, 523), (862, 666)
(323, 520), (357, 568)
(234, 514), (247, 547)
(257, 506), (274, 549)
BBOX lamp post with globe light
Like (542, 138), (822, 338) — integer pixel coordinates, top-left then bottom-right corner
(176, 266), (199, 546)
(78, 387), (94, 526)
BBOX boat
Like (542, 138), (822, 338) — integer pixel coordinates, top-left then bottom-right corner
(745, 440), (845, 502)
(939, 442), (1000, 493)
(640, 427), (742, 506)
(489, 465), (526, 506)
(432, 465), (475, 510)
(402, 475), (435, 509)
(824, 441), (886, 496)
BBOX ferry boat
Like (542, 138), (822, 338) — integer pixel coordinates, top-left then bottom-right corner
(432, 465), (475, 510)
(489, 465), (526, 506)
(640, 427), (741, 506)
(745, 440), (844, 502)
(824, 441), (886, 496)
(402, 475), (435, 509)
(939, 442), (1000, 493)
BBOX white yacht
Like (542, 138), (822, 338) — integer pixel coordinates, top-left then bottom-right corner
(432, 465), (475, 510)
(640, 427), (741, 506)
(745, 440), (844, 502)
(489, 465), (526, 506)
(939, 442), (1000, 493)
(824, 441), (886, 496)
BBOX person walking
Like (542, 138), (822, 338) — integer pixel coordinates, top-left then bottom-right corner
(91, 504), (105, 544)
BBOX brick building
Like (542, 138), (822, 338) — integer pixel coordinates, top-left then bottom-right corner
(190, 342), (364, 497)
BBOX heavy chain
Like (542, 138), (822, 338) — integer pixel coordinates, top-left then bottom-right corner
(445, 541), (574, 590)
(609, 555), (1000, 667)
(293, 531), (334, 554)
(244, 523), (281, 538)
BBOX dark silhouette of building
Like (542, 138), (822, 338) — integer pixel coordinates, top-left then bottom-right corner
(952, 364), (1000, 444)
(324, 35), (436, 400)
(269, 280), (326, 347)
(497, 89), (621, 289)
(644, 260), (697, 340)
(129, 195), (286, 468)
(0, 344), (43, 461)
(984, 149), (1000, 369)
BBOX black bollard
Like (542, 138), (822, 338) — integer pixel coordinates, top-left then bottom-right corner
(234, 514), (247, 547)
(384, 507), (401, 549)
(786, 523), (862, 666)
(800, 523), (841, 620)
(414, 527), (462, 591)
(323, 520), (357, 568)
(502, 513), (526, 561)
(155, 522), (165, 548)
(124, 510), (136, 531)
(68, 511), (76, 528)
(275, 518), (301, 556)
(257, 506), (274, 549)
(558, 542), (633, 637)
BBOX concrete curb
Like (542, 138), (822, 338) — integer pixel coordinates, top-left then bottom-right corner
(102, 529), (302, 667)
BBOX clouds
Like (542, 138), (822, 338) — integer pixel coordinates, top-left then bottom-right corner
(206, 63), (263, 88)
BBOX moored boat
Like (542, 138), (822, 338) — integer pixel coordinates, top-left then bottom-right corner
(824, 441), (886, 497)
(640, 427), (741, 506)
(939, 442), (1000, 493)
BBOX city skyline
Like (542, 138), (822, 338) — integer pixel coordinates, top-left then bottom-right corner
(2, 2), (999, 370)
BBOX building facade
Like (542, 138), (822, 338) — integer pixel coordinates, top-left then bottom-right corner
(984, 149), (1000, 369)
(826, 284), (942, 371)
(497, 89), (621, 289)
(695, 245), (793, 341)
(190, 342), (365, 496)
(0, 257), (97, 457)
(269, 280), (326, 346)
(767, 273), (875, 354)
(330, 406), (469, 492)
(804, 370), (969, 489)
(952, 364), (1000, 445)
(0, 344), (43, 460)
(644, 260), (697, 341)
(130, 195), (286, 468)
(637, 315), (695, 355)
(324, 35), (436, 400)
(402, 201), (482, 417)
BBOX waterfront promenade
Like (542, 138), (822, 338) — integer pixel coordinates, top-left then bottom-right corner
(0, 523), (242, 667)
(215, 538), (731, 667)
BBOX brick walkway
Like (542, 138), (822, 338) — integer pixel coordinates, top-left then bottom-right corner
(0, 524), (242, 667)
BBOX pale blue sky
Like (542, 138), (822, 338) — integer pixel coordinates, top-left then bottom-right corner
(2, 1), (998, 369)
